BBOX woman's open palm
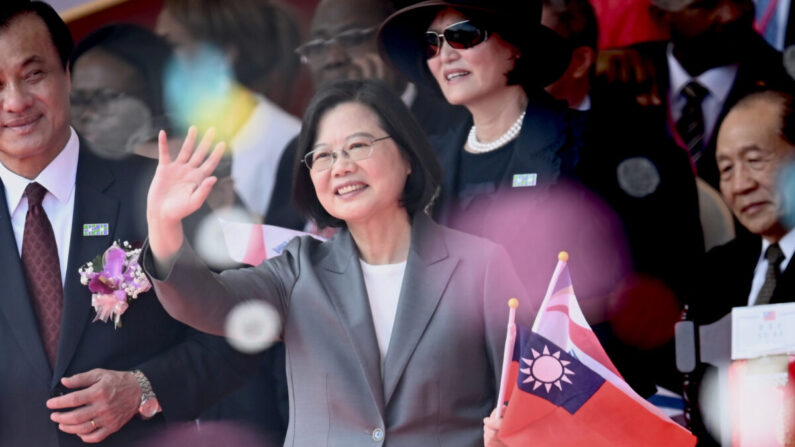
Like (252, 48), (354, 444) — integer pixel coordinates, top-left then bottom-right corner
(147, 126), (226, 224)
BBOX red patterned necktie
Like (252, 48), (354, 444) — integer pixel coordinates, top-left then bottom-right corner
(21, 182), (63, 367)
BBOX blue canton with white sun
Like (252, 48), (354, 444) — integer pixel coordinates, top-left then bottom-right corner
(513, 330), (605, 414)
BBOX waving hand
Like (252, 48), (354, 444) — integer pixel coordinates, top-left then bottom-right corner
(147, 126), (226, 265)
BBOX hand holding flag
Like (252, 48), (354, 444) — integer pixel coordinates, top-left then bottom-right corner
(493, 252), (696, 446)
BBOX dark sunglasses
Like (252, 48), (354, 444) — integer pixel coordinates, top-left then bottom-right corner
(424, 20), (489, 59)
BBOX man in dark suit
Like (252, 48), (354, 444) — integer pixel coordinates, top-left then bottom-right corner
(542, 0), (705, 398)
(686, 90), (795, 446)
(607, 0), (794, 189)
(0, 3), (254, 445)
(689, 89), (795, 325)
(264, 0), (467, 230)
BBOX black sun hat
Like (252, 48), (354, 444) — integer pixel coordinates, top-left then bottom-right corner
(378, 0), (572, 94)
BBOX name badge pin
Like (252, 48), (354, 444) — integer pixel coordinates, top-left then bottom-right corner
(512, 173), (537, 188)
(83, 223), (109, 236)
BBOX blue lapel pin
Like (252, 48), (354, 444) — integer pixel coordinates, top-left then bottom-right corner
(83, 223), (109, 236)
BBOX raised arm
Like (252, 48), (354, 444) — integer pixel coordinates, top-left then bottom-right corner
(147, 127), (226, 273)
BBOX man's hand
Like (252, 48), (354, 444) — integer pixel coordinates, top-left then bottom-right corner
(46, 369), (142, 443)
(484, 407), (508, 447)
(350, 53), (387, 81)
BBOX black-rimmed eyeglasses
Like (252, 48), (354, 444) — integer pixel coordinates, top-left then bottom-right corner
(302, 135), (392, 171)
(424, 20), (489, 59)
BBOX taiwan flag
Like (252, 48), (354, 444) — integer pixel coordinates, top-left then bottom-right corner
(497, 254), (696, 446)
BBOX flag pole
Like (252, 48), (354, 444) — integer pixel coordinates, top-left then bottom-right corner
(532, 251), (569, 332)
(496, 298), (519, 419)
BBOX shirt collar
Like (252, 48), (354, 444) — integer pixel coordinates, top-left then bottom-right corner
(0, 127), (79, 213)
(667, 43), (737, 105)
(761, 226), (795, 266)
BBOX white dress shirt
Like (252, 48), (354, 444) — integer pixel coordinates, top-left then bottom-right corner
(667, 44), (738, 144)
(231, 95), (300, 218)
(359, 259), (407, 371)
(0, 127), (79, 285)
(748, 228), (795, 305)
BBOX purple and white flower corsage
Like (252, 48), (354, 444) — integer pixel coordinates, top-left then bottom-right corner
(78, 241), (151, 328)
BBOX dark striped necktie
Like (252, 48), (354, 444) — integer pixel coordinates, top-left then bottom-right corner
(676, 81), (709, 163)
(756, 243), (785, 305)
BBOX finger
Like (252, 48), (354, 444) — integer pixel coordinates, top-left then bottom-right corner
(57, 418), (97, 435)
(188, 127), (216, 167)
(61, 369), (102, 389)
(50, 405), (93, 424)
(607, 54), (622, 84)
(188, 176), (219, 212)
(79, 426), (111, 443)
(649, 82), (662, 106)
(632, 56), (647, 85)
(47, 388), (92, 409)
(199, 141), (226, 176)
(175, 126), (198, 164)
(355, 56), (378, 80)
(158, 130), (172, 164)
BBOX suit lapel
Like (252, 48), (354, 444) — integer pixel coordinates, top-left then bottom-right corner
(0, 181), (52, 381)
(317, 229), (385, 412)
(53, 149), (118, 384)
(382, 214), (458, 405)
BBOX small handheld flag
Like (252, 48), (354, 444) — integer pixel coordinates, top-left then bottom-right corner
(497, 251), (696, 446)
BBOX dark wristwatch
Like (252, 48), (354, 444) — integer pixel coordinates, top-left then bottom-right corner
(131, 369), (161, 419)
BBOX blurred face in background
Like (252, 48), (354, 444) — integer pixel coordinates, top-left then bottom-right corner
(300, 0), (401, 90)
(70, 48), (155, 158)
(717, 97), (794, 242)
(660, 0), (754, 71)
(426, 8), (520, 108)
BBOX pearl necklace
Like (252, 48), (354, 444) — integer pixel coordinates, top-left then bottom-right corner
(466, 111), (526, 153)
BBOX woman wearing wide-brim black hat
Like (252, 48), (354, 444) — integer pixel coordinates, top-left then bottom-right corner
(377, 0), (581, 220)
(378, 0), (589, 282)
(379, 0), (572, 95)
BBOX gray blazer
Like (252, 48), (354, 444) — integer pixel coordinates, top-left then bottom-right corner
(148, 213), (531, 447)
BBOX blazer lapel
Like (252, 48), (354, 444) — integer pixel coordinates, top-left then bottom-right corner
(0, 181), (52, 381)
(317, 229), (385, 412)
(53, 150), (118, 384)
(382, 214), (458, 405)
(498, 99), (567, 195)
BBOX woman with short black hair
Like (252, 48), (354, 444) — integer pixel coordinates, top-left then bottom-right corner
(144, 79), (530, 447)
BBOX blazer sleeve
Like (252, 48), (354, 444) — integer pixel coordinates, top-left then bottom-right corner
(142, 236), (304, 336)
